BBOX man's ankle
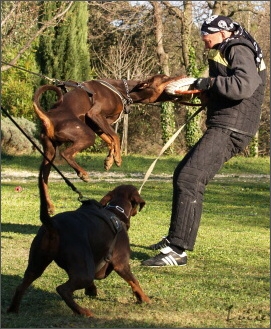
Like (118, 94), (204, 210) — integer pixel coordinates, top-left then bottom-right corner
(170, 244), (185, 254)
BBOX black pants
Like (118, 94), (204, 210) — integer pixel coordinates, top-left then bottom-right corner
(167, 127), (252, 251)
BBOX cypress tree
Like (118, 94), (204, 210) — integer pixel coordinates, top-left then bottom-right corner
(36, 1), (91, 106)
(36, 1), (57, 82)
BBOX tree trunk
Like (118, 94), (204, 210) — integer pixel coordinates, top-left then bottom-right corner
(151, 1), (176, 153)
(181, 1), (192, 69)
(121, 114), (129, 155)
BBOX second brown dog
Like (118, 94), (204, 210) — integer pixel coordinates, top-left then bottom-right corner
(7, 166), (149, 317)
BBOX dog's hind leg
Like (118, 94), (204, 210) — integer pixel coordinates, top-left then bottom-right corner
(58, 121), (96, 182)
(7, 253), (53, 313)
(55, 252), (96, 316)
(114, 265), (150, 303)
(56, 277), (95, 317)
(7, 275), (37, 313)
(7, 271), (45, 313)
(85, 263), (114, 297)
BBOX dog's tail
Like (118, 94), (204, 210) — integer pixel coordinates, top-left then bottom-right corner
(33, 85), (63, 139)
(38, 164), (53, 227)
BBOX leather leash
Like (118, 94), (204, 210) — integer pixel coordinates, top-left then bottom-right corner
(1, 61), (95, 96)
(138, 103), (205, 194)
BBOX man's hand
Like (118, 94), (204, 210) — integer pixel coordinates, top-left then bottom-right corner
(194, 77), (213, 90)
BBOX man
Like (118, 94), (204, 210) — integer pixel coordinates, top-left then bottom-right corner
(142, 15), (266, 267)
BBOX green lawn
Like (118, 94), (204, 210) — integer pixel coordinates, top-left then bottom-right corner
(1, 154), (270, 328)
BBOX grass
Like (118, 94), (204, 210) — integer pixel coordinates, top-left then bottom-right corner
(1, 152), (270, 175)
(1, 153), (270, 328)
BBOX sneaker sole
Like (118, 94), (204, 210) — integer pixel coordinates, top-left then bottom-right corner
(142, 263), (187, 267)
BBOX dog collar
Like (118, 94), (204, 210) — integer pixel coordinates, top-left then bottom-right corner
(105, 204), (129, 219)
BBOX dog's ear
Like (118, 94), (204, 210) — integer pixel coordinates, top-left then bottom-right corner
(132, 193), (146, 212)
(134, 76), (153, 90)
(99, 192), (112, 206)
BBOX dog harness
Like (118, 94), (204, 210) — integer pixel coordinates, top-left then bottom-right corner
(80, 199), (123, 273)
(56, 80), (95, 97)
(96, 79), (133, 115)
(57, 79), (133, 124)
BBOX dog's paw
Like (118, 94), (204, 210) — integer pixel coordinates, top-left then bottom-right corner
(143, 295), (151, 303)
(114, 158), (122, 167)
(82, 308), (94, 317)
(137, 295), (151, 304)
(104, 155), (114, 171)
(74, 308), (94, 317)
(78, 172), (90, 182)
(84, 286), (97, 297)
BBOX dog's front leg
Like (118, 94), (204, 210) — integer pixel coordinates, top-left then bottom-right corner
(114, 265), (150, 303)
(98, 132), (116, 170)
(128, 278), (151, 303)
(85, 263), (114, 297)
(86, 105), (122, 170)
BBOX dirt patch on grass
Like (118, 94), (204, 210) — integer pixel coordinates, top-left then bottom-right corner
(1, 169), (269, 183)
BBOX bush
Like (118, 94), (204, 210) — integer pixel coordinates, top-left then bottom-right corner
(1, 115), (42, 155)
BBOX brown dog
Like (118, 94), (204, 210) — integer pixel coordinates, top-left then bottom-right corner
(33, 74), (183, 214)
(7, 166), (149, 317)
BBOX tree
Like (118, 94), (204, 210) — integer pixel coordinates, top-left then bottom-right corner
(88, 1), (158, 155)
(151, 1), (176, 154)
(92, 35), (155, 79)
(37, 1), (91, 82)
(36, 1), (92, 107)
(1, 1), (74, 118)
(1, 1), (74, 71)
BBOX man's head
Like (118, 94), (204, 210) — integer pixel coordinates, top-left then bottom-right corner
(201, 15), (235, 49)
(201, 30), (233, 49)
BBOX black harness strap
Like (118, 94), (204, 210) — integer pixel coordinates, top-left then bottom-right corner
(96, 212), (123, 272)
(56, 80), (95, 97)
(80, 200), (124, 273)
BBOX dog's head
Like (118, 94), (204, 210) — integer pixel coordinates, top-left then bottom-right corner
(100, 185), (145, 229)
(131, 74), (187, 103)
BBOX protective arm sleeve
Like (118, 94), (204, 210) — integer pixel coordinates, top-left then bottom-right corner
(211, 45), (262, 100)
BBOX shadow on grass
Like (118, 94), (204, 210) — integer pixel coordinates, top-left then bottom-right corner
(130, 247), (152, 262)
(1, 223), (39, 235)
(1, 273), (176, 328)
(2, 273), (62, 328)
